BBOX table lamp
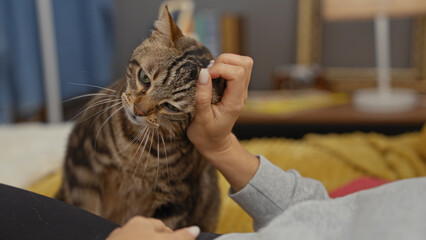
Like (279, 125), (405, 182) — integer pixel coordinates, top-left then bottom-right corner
(322, 0), (426, 113)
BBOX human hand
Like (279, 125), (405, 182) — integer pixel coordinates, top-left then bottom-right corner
(187, 53), (253, 159)
(187, 54), (259, 192)
(106, 216), (200, 240)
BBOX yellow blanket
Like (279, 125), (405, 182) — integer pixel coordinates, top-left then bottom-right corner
(29, 125), (426, 233)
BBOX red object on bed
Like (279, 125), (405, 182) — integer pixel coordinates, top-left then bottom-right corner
(329, 177), (390, 198)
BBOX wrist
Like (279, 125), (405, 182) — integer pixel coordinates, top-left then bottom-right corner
(199, 134), (260, 192)
(196, 133), (236, 163)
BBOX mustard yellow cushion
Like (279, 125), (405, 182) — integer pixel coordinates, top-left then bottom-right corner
(28, 125), (426, 233)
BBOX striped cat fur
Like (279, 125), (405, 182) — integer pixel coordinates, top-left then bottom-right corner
(55, 7), (223, 231)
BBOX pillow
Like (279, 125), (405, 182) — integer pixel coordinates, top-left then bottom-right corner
(329, 177), (389, 198)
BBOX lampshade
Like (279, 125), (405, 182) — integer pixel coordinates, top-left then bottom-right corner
(323, 0), (426, 21)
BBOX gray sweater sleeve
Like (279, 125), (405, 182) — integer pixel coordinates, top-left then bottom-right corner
(217, 156), (426, 240)
(228, 155), (329, 230)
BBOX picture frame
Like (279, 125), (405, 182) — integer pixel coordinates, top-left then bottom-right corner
(296, 0), (426, 93)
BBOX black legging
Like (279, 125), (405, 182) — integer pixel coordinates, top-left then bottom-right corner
(0, 184), (220, 240)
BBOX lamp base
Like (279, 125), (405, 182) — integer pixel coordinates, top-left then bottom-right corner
(352, 88), (418, 113)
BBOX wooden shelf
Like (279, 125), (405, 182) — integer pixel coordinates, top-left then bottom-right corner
(238, 93), (426, 126)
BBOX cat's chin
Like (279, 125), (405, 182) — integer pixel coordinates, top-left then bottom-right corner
(124, 107), (146, 126)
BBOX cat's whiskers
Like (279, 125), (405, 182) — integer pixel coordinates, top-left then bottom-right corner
(59, 6), (222, 228)
(117, 127), (146, 158)
(86, 102), (122, 128)
(160, 133), (170, 185)
(153, 130), (160, 191)
(82, 98), (121, 112)
(130, 129), (151, 192)
(125, 127), (149, 170)
(141, 130), (154, 192)
(125, 129), (148, 191)
(72, 98), (121, 122)
(125, 130), (147, 192)
(94, 105), (124, 151)
(63, 93), (117, 103)
(67, 82), (116, 93)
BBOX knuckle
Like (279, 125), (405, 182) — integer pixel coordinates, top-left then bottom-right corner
(151, 219), (163, 225)
(230, 103), (244, 114)
(243, 56), (254, 67)
(223, 53), (234, 58)
(238, 102), (245, 111)
(108, 228), (121, 237)
(238, 98), (246, 108)
(129, 216), (145, 224)
(215, 54), (227, 62)
(197, 95), (211, 106)
(236, 67), (245, 78)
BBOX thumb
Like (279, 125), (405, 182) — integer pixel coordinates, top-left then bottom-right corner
(172, 226), (200, 240)
(195, 68), (213, 116)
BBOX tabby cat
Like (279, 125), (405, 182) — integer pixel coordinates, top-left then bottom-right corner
(56, 7), (223, 231)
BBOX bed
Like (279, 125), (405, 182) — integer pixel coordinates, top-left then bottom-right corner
(1, 123), (425, 233)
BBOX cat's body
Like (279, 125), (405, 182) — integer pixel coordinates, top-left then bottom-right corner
(56, 7), (221, 231)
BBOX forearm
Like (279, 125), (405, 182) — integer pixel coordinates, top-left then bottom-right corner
(199, 133), (329, 229)
(197, 134), (329, 230)
(199, 133), (259, 192)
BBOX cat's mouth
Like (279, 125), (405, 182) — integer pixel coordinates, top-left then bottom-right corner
(124, 105), (154, 127)
(124, 106), (143, 125)
(124, 104), (161, 128)
(121, 93), (142, 125)
(121, 94), (160, 128)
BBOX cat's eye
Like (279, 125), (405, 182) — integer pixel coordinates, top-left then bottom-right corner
(163, 102), (180, 112)
(138, 70), (151, 87)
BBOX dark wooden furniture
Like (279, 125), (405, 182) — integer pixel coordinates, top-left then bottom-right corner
(234, 92), (426, 139)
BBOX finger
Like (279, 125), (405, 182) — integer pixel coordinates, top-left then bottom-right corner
(105, 227), (121, 239)
(172, 226), (200, 240)
(209, 62), (250, 96)
(214, 54), (253, 89)
(219, 81), (246, 113)
(208, 63), (244, 81)
(212, 57), (252, 105)
(164, 226), (173, 233)
(215, 54), (253, 70)
(148, 218), (172, 232)
(194, 68), (213, 119)
(209, 63), (246, 107)
(215, 54), (253, 91)
(127, 216), (147, 226)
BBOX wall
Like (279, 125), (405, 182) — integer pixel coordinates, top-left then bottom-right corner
(323, 19), (413, 68)
(113, 0), (413, 90)
(112, 0), (298, 90)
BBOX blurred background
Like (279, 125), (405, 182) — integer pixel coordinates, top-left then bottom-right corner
(1, 0), (426, 233)
(1, 0), (425, 137)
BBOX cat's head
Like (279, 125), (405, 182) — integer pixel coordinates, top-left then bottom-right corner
(121, 6), (224, 136)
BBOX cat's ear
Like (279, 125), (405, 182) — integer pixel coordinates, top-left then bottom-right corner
(152, 5), (183, 46)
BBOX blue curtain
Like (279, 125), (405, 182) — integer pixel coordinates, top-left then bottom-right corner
(0, 0), (114, 123)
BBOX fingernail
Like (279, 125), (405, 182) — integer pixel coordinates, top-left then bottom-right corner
(207, 60), (215, 69)
(187, 226), (200, 237)
(198, 68), (209, 85)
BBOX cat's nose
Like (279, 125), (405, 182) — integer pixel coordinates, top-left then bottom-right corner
(133, 103), (146, 116)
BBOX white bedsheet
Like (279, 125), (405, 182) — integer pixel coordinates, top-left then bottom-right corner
(0, 123), (73, 188)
